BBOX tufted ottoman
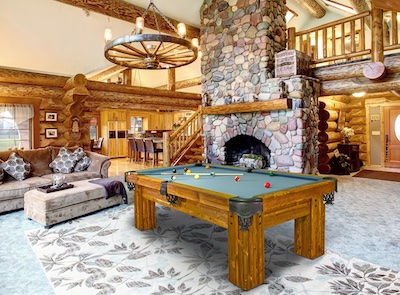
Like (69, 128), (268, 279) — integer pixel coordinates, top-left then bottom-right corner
(24, 179), (123, 227)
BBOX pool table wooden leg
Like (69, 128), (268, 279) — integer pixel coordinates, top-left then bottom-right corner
(228, 212), (264, 290)
(294, 196), (325, 259)
(134, 186), (157, 230)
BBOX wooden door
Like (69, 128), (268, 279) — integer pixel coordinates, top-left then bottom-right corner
(384, 106), (400, 168)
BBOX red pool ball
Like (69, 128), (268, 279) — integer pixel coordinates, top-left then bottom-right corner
(184, 167), (188, 172)
(264, 182), (271, 188)
(234, 176), (240, 182)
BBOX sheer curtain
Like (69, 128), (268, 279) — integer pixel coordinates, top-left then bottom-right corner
(0, 104), (34, 151)
(0, 104), (34, 124)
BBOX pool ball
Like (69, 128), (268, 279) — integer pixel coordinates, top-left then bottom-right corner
(234, 176), (240, 182)
(269, 172), (274, 176)
(171, 176), (176, 180)
(194, 174), (200, 179)
(205, 165), (210, 169)
(210, 172), (216, 177)
(172, 169), (177, 173)
(184, 167), (189, 172)
(264, 182), (271, 188)
(186, 169), (191, 174)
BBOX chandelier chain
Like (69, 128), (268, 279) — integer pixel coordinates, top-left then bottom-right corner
(142, 1), (179, 35)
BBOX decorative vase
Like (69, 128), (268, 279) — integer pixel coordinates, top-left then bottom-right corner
(342, 136), (350, 143)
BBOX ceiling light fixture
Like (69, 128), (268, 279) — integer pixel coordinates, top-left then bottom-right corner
(104, 0), (198, 70)
(352, 91), (366, 97)
(322, 0), (357, 15)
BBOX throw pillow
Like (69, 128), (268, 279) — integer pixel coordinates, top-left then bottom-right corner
(73, 147), (92, 172)
(0, 152), (32, 181)
(49, 147), (83, 174)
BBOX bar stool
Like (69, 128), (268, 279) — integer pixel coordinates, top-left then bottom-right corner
(128, 138), (137, 162)
(135, 138), (147, 165)
(144, 138), (163, 167)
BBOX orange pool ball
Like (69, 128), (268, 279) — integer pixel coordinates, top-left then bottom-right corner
(234, 176), (240, 182)
(205, 165), (210, 169)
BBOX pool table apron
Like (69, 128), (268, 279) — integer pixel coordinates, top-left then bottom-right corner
(128, 174), (336, 291)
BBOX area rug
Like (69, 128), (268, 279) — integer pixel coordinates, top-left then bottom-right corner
(25, 204), (400, 295)
(353, 169), (400, 182)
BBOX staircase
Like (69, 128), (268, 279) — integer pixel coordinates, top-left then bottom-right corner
(180, 136), (204, 164)
(162, 106), (204, 166)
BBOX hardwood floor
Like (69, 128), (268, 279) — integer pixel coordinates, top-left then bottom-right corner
(109, 157), (163, 177)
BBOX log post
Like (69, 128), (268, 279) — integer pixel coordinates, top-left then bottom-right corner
(371, 4), (384, 63)
(287, 27), (296, 50)
(163, 131), (171, 166)
(167, 69), (176, 91)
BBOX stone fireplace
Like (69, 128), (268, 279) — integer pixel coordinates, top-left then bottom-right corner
(200, 0), (320, 174)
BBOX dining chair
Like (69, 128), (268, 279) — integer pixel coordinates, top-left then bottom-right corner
(135, 138), (147, 165)
(144, 138), (163, 167)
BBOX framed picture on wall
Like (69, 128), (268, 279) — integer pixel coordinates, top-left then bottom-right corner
(45, 128), (58, 139)
(45, 112), (58, 122)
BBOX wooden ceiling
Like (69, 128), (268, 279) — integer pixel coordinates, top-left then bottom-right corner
(371, 0), (400, 12)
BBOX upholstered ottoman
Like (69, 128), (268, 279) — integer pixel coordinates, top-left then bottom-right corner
(24, 179), (124, 227)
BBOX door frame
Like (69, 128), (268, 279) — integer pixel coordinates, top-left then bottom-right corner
(366, 100), (400, 167)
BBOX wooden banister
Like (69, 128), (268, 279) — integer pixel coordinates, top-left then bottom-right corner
(288, 9), (400, 67)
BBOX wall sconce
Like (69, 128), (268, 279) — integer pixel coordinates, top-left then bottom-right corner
(104, 28), (112, 43)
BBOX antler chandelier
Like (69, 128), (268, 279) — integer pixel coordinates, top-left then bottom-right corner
(104, 0), (198, 70)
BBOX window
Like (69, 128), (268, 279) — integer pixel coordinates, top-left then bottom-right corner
(130, 116), (142, 134)
(0, 104), (33, 151)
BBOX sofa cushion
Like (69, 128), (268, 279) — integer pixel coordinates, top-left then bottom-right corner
(49, 147), (83, 174)
(0, 152), (32, 181)
(0, 177), (51, 202)
(17, 147), (53, 176)
(0, 160), (3, 184)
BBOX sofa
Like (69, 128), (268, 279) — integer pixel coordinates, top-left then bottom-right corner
(0, 146), (111, 214)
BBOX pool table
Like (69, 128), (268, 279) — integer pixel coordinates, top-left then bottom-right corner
(125, 163), (337, 290)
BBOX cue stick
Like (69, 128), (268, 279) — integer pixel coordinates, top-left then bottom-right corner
(160, 172), (244, 176)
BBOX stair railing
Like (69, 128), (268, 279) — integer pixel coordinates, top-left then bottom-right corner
(163, 106), (203, 166)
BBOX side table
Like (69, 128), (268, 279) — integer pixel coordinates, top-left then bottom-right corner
(338, 143), (360, 172)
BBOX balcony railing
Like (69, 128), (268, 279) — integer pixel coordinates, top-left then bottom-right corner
(288, 9), (400, 66)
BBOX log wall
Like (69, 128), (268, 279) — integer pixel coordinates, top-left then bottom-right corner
(317, 98), (350, 174)
(0, 67), (201, 149)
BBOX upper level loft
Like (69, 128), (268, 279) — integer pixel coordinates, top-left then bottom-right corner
(288, 9), (400, 67)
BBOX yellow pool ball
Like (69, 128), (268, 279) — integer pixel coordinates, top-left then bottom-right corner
(194, 174), (200, 179)
(186, 169), (191, 174)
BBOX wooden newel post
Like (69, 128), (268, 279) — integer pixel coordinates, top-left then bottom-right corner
(163, 131), (171, 167)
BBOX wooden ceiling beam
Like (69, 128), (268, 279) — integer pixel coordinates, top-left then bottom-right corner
(53, 0), (200, 39)
(293, 0), (326, 18)
(156, 76), (201, 90)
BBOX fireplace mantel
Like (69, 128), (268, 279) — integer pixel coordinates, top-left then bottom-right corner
(201, 99), (292, 115)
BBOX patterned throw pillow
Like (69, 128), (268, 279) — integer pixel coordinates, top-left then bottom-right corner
(73, 147), (92, 172)
(0, 152), (32, 181)
(49, 147), (83, 174)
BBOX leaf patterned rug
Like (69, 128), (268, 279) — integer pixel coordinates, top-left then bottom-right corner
(25, 204), (400, 295)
